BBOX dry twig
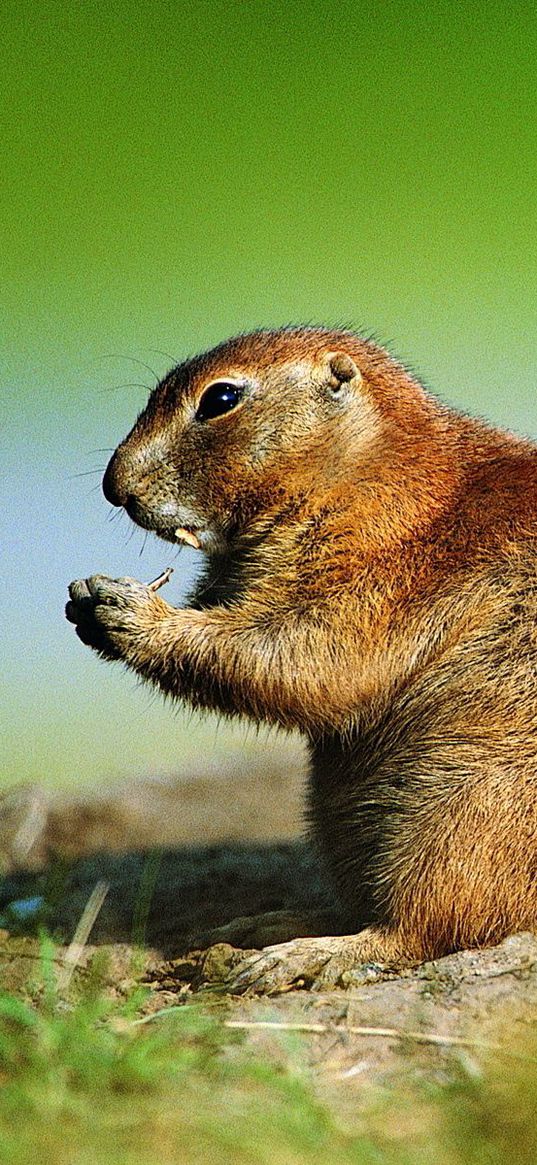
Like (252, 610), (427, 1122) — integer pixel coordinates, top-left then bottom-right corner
(58, 880), (110, 992)
(224, 1020), (536, 1061)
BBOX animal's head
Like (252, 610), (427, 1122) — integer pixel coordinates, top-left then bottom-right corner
(102, 326), (436, 552)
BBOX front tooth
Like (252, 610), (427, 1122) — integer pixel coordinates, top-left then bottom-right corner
(175, 527), (201, 550)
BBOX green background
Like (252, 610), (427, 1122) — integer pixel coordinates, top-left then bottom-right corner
(2, 0), (536, 789)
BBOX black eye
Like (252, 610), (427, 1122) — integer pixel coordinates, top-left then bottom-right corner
(195, 382), (243, 422)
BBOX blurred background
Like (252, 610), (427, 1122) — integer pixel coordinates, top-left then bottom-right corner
(2, 0), (536, 793)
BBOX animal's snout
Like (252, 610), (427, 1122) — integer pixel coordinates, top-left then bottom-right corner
(102, 440), (182, 535)
(102, 444), (153, 510)
(102, 448), (130, 507)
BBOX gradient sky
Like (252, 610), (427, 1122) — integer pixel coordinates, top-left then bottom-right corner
(2, 0), (536, 788)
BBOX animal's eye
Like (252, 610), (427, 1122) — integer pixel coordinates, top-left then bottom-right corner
(195, 382), (243, 422)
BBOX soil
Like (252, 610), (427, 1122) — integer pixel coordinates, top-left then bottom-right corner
(1, 756), (536, 1119)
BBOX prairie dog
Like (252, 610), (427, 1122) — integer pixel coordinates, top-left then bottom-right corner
(66, 326), (537, 990)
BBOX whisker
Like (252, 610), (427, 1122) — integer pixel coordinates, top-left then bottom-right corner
(71, 469), (105, 479)
(139, 531), (149, 557)
(147, 347), (181, 367)
(101, 381), (153, 396)
(100, 354), (161, 382)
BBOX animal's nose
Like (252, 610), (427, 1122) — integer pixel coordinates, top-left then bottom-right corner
(102, 449), (129, 507)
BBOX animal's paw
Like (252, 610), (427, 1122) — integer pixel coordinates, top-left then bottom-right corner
(202, 935), (386, 995)
(191, 909), (337, 951)
(65, 574), (169, 661)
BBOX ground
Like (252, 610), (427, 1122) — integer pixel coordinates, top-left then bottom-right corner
(1, 754), (537, 1128)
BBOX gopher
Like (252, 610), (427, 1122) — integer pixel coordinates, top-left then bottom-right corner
(66, 326), (537, 992)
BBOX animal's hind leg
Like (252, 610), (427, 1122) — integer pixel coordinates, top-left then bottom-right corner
(389, 765), (537, 959)
(200, 763), (537, 994)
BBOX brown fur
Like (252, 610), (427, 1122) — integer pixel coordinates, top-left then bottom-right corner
(67, 326), (537, 967)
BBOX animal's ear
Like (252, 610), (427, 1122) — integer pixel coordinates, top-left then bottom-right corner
(325, 351), (361, 392)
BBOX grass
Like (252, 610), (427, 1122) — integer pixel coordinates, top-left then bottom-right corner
(0, 952), (372, 1165)
(0, 933), (536, 1165)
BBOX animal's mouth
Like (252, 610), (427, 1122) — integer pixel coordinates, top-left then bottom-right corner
(122, 495), (226, 555)
(123, 497), (203, 546)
